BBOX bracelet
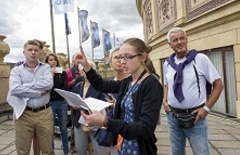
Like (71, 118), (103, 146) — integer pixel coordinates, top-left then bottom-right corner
(203, 105), (211, 113)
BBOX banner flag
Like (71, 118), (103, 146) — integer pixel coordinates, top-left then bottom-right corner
(91, 21), (100, 48)
(64, 13), (71, 35)
(78, 10), (89, 42)
(102, 29), (112, 51)
(53, 0), (74, 14)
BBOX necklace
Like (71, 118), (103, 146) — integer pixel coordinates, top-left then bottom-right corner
(84, 86), (89, 91)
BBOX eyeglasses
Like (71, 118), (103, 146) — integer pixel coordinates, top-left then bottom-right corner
(117, 54), (141, 61)
(113, 55), (122, 60)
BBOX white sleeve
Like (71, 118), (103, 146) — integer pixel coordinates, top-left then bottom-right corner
(196, 54), (221, 84)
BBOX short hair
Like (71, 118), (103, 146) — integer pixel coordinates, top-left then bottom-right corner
(23, 39), (41, 49)
(34, 39), (44, 49)
(72, 52), (78, 60)
(166, 27), (187, 43)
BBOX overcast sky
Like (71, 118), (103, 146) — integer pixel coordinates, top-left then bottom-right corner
(1, 0), (143, 63)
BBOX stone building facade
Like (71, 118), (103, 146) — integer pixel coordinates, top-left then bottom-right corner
(136, 0), (240, 118)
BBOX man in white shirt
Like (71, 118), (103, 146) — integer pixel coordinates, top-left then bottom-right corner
(163, 27), (223, 155)
(8, 39), (53, 155)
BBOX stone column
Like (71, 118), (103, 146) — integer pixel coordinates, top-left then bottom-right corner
(57, 53), (68, 70)
(175, 0), (187, 26)
(39, 41), (47, 62)
(0, 35), (10, 104)
(40, 44), (51, 62)
(0, 35), (10, 63)
(234, 44), (240, 118)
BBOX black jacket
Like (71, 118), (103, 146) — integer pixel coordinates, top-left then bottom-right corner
(86, 68), (163, 155)
(50, 71), (67, 101)
(72, 81), (105, 128)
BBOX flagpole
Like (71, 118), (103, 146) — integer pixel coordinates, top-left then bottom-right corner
(49, 0), (56, 53)
(102, 28), (105, 58)
(77, 7), (82, 46)
(113, 33), (116, 48)
(66, 34), (71, 68)
(64, 14), (71, 68)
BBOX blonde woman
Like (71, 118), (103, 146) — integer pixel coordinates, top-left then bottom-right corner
(72, 59), (106, 155)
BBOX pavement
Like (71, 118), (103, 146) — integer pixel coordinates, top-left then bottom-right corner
(1, 112), (240, 155)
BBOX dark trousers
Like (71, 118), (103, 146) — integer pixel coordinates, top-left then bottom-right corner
(69, 108), (76, 151)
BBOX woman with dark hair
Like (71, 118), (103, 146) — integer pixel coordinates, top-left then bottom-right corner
(45, 53), (69, 155)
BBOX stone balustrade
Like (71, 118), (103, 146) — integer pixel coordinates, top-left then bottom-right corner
(0, 35), (114, 119)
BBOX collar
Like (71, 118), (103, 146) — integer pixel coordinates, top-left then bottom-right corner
(23, 60), (43, 68)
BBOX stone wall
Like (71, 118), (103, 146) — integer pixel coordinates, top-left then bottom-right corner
(136, 0), (240, 117)
(0, 35), (12, 119)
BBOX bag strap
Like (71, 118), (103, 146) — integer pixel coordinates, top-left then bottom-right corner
(192, 65), (201, 98)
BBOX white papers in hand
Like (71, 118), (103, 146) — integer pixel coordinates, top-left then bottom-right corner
(54, 88), (89, 110)
(54, 88), (112, 127)
(54, 88), (112, 112)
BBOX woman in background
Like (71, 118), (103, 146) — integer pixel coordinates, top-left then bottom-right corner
(107, 48), (128, 155)
(72, 59), (107, 155)
(45, 53), (69, 155)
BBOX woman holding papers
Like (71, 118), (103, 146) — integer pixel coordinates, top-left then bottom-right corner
(72, 59), (107, 155)
(78, 38), (164, 155)
(45, 53), (69, 155)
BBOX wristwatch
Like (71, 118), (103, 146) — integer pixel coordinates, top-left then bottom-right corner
(102, 117), (109, 129)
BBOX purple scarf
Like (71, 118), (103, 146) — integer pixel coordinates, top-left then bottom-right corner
(166, 49), (198, 102)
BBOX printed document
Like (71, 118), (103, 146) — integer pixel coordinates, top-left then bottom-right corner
(54, 88), (112, 112)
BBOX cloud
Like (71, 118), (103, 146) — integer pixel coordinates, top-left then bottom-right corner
(1, 0), (143, 63)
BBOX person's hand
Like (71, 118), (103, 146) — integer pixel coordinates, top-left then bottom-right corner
(51, 68), (56, 75)
(81, 110), (105, 127)
(163, 100), (171, 113)
(79, 46), (91, 72)
(192, 108), (208, 124)
(104, 94), (116, 106)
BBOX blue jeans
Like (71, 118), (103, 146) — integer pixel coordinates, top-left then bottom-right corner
(167, 111), (209, 155)
(50, 100), (69, 154)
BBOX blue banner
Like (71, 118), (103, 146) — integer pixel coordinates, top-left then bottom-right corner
(64, 13), (71, 35)
(91, 21), (100, 48)
(78, 10), (89, 42)
(102, 29), (112, 51)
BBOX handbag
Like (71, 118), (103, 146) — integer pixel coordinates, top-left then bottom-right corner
(94, 107), (114, 147)
(94, 127), (113, 147)
(173, 112), (196, 128)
